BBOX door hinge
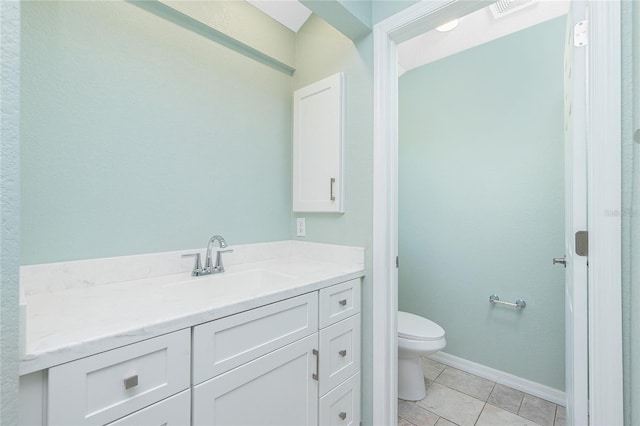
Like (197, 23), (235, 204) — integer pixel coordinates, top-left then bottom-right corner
(574, 20), (589, 47)
(576, 231), (588, 256)
(396, 256), (399, 268)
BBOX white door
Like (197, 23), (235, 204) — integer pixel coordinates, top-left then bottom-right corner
(563, 2), (589, 424)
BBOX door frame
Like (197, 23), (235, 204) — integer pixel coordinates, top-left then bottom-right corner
(371, 1), (623, 424)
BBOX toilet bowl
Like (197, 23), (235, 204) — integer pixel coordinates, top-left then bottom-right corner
(398, 311), (446, 401)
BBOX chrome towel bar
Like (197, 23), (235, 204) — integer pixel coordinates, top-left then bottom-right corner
(489, 294), (526, 309)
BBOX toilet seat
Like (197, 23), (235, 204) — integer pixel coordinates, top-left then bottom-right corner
(398, 311), (445, 341)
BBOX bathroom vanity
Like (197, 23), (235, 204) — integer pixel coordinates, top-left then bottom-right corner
(19, 241), (364, 426)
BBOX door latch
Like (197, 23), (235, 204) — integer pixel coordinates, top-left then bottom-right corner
(553, 257), (567, 267)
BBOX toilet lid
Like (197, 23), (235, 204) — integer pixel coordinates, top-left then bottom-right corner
(398, 311), (445, 341)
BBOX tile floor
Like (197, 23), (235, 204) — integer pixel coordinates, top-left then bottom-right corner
(398, 358), (566, 426)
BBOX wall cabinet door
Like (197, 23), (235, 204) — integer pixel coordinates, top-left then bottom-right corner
(293, 73), (344, 213)
(193, 334), (318, 426)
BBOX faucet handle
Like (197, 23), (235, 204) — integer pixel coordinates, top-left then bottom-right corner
(214, 249), (234, 273)
(182, 253), (203, 276)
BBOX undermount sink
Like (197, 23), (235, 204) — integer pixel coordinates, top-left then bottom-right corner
(166, 269), (298, 288)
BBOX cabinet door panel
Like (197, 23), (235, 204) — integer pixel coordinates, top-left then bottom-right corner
(319, 314), (361, 396)
(193, 334), (318, 426)
(293, 73), (344, 213)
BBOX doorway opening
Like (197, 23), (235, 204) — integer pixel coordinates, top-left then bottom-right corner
(396, 5), (568, 424)
(372, 2), (623, 425)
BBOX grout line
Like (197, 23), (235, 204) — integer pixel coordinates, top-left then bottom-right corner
(435, 367), (497, 403)
(432, 366), (446, 382)
(486, 382), (496, 402)
(474, 401), (487, 426)
(517, 392), (525, 415)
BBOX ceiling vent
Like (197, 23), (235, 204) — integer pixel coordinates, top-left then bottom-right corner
(489, 0), (537, 19)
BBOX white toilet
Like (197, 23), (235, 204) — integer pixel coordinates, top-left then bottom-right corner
(398, 311), (446, 401)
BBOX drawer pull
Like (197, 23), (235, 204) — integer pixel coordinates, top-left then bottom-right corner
(312, 349), (319, 381)
(339, 412), (347, 420)
(339, 349), (347, 357)
(123, 375), (139, 390)
(339, 299), (347, 306)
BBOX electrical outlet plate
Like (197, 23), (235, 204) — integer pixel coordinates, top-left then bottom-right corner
(296, 218), (306, 237)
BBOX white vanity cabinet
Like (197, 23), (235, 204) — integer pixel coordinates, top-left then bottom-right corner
(20, 277), (362, 426)
(192, 279), (361, 426)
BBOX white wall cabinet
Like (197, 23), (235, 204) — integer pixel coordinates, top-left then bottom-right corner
(20, 279), (361, 426)
(293, 73), (345, 213)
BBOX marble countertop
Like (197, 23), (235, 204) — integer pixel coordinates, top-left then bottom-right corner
(20, 241), (365, 375)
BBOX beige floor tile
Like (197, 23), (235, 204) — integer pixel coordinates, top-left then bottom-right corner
(554, 406), (566, 426)
(421, 357), (446, 381)
(476, 404), (543, 426)
(518, 395), (557, 426)
(416, 382), (484, 426)
(399, 418), (416, 426)
(435, 367), (495, 401)
(434, 418), (458, 426)
(398, 400), (439, 426)
(487, 383), (524, 414)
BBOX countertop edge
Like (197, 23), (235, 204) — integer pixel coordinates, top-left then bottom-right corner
(19, 269), (365, 375)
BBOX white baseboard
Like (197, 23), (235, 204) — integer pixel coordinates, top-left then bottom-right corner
(428, 352), (566, 407)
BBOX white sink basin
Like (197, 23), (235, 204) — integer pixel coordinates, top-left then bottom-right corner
(165, 269), (298, 288)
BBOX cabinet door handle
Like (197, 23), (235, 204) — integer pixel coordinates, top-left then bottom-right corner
(124, 374), (138, 390)
(339, 349), (347, 357)
(312, 349), (319, 381)
(339, 412), (347, 420)
(339, 299), (347, 306)
(330, 178), (336, 201)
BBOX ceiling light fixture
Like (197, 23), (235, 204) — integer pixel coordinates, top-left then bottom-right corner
(436, 19), (460, 32)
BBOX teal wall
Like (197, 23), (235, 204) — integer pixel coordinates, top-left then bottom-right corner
(293, 14), (374, 424)
(398, 17), (567, 390)
(21, 1), (293, 265)
(1, 0), (21, 423)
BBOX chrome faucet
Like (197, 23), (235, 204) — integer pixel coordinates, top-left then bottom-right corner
(182, 235), (233, 276)
(205, 235), (232, 273)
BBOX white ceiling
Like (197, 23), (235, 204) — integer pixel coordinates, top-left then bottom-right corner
(246, 0), (312, 32)
(398, 0), (570, 76)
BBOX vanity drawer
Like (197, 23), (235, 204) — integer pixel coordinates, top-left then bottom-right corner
(106, 389), (190, 426)
(319, 314), (361, 395)
(319, 279), (361, 328)
(193, 292), (318, 384)
(319, 372), (361, 426)
(48, 329), (190, 426)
